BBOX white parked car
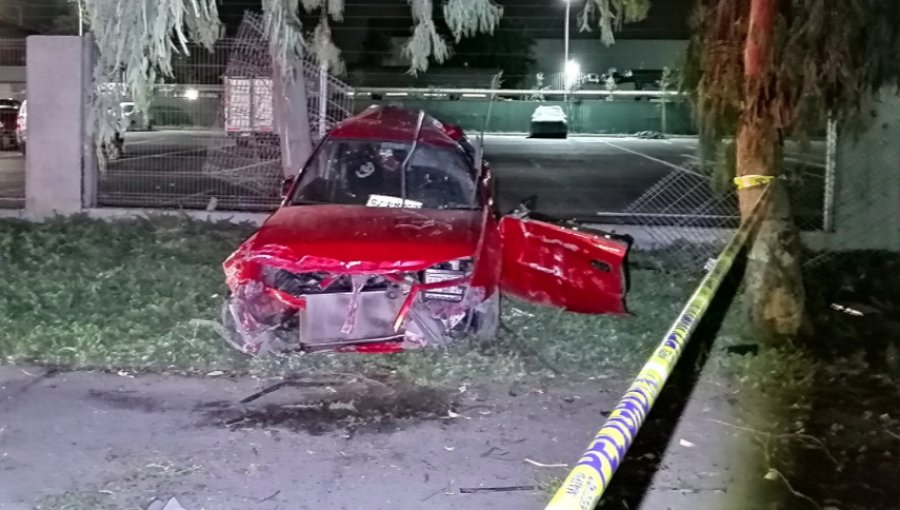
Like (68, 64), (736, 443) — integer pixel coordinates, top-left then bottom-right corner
(121, 101), (153, 131)
(1, 98), (21, 151)
(530, 105), (568, 138)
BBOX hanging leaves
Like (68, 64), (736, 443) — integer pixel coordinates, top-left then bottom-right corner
(301, 0), (345, 22)
(261, 0), (305, 73)
(687, 0), (900, 150)
(297, 0), (346, 73)
(577, 0), (651, 46)
(404, 0), (451, 75)
(83, 0), (221, 166)
(442, 0), (504, 42)
(313, 16), (346, 75)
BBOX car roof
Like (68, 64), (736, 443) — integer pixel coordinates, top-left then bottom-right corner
(328, 106), (460, 149)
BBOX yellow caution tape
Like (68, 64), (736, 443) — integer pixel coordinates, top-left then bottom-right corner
(733, 175), (775, 190)
(545, 183), (774, 510)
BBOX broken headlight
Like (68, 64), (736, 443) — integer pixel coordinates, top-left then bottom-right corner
(421, 258), (474, 302)
(260, 266), (326, 296)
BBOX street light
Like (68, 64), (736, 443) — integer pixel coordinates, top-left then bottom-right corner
(564, 60), (581, 90)
(563, 0), (575, 98)
(563, 0), (571, 73)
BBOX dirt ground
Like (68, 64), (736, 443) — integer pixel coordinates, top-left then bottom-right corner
(0, 363), (768, 510)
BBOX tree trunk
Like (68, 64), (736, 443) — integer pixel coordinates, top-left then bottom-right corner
(738, 0), (809, 341)
(273, 58), (314, 179)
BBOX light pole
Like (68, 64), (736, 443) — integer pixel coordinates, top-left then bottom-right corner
(564, 0), (571, 69)
(563, 0), (570, 96)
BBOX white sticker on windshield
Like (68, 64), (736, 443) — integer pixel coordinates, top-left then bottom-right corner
(366, 194), (423, 209)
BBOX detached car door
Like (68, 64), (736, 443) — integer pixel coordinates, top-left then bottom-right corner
(499, 216), (631, 315)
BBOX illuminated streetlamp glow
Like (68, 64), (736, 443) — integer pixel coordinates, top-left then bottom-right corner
(564, 60), (581, 90)
(563, 0), (572, 98)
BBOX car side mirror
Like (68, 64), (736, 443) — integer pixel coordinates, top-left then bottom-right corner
(281, 177), (295, 199)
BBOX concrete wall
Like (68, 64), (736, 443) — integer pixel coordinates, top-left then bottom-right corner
(831, 92), (900, 251)
(25, 36), (89, 216)
(354, 98), (696, 135)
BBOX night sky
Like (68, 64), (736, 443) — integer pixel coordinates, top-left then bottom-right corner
(219, 0), (693, 41)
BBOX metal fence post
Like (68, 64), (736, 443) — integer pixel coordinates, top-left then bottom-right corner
(81, 34), (98, 208)
(318, 62), (328, 140)
(823, 115), (838, 232)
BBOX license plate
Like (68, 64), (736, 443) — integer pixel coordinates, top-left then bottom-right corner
(423, 269), (465, 301)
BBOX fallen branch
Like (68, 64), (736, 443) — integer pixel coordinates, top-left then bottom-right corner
(766, 469), (822, 510)
(705, 418), (839, 466)
(459, 486), (536, 494)
(258, 490), (281, 503)
(239, 379), (351, 404)
(524, 458), (568, 468)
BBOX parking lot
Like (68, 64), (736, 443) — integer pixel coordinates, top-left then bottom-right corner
(0, 152), (24, 208)
(3, 131), (826, 226)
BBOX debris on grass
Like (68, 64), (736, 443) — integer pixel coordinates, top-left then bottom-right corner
(524, 458), (568, 468)
(146, 496), (189, 510)
(459, 485), (536, 494)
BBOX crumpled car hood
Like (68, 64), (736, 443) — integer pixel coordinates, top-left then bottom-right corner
(229, 204), (483, 275)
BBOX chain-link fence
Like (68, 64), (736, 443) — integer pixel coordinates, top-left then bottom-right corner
(0, 38), (26, 209)
(806, 102), (900, 265)
(94, 12), (353, 211)
(619, 132), (832, 272)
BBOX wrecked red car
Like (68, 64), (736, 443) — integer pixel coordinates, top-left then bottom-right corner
(222, 106), (632, 355)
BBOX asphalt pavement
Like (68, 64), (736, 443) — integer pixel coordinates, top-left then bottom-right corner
(3, 130), (827, 225)
(0, 152), (24, 209)
(0, 364), (771, 510)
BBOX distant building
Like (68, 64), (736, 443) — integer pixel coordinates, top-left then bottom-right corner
(0, 19), (32, 39)
(345, 37), (501, 89)
(533, 38), (688, 79)
(0, 20), (30, 99)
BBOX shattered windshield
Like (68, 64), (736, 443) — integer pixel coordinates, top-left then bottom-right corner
(291, 139), (479, 210)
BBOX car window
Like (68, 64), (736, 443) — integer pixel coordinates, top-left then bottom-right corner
(291, 139), (479, 210)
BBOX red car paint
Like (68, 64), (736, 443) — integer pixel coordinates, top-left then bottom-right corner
(226, 205), (482, 276)
(222, 105), (631, 356)
(328, 106), (460, 149)
(498, 217), (629, 315)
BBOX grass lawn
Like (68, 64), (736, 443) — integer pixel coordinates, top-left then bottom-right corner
(3, 216), (898, 509)
(0, 215), (699, 384)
